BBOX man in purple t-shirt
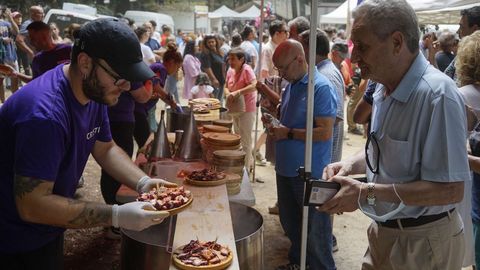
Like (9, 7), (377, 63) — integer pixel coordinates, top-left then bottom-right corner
(0, 18), (175, 269)
(1, 21), (71, 82)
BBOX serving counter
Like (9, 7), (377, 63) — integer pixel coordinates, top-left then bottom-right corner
(116, 158), (259, 270)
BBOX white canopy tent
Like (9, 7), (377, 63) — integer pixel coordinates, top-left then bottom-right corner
(416, 2), (480, 24)
(238, 5), (261, 19)
(208, 5), (240, 19)
(319, 0), (480, 25)
(319, 0), (356, 24)
(208, 5), (263, 33)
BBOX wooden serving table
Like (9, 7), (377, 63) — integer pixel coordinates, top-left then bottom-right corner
(168, 183), (239, 270)
(116, 157), (255, 270)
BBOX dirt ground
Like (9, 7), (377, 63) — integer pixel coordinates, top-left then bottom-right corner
(63, 116), (373, 270)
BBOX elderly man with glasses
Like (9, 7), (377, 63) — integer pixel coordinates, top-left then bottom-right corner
(0, 18), (175, 269)
(320, 1), (470, 269)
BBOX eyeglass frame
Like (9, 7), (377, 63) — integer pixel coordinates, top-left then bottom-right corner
(94, 59), (130, 88)
(365, 131), (380, 174)
(273, 56), (297, 75)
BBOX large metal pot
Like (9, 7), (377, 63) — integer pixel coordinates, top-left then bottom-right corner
(120, 203), (263, 270)
(166, 106), (191, 132)
(230, 202), (264, 270)
(120, 216), (177, 270)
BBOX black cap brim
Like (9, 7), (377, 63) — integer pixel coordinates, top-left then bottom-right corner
(112, 61), (155, 82)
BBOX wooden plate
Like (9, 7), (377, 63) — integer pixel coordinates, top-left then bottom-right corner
(144, 193), (194, 216)
(185, 173), (240, 187)
(203, 125), (230, 133)
(202, 133), (241, 146)
(172, 245), (233, 270)
(212, 119), (233, 128)
(167, 196), (194, 215)
(213, 150), (246, 160)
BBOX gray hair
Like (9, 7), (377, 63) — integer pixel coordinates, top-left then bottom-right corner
(438, 30), (456, 52)
(352, 0), (419, 53)
(288, 16), (310, 34)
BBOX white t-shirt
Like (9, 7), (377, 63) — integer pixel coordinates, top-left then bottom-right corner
(240, 40), (259, 72)
(191, 85), (214, 98)
(141, 43), (155, 64)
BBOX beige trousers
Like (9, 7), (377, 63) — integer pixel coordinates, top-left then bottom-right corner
(362, 210), (465, 270)
(231, 111), (255, 170)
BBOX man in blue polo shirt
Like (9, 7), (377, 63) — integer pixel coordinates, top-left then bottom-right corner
(0, 18), (174, 269)
(268, 39), (337, 270)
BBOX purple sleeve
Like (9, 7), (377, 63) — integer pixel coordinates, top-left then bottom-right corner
(31, 59), (41, 79)
(97, 107), (112, 142)
(14, 120), (66, 181)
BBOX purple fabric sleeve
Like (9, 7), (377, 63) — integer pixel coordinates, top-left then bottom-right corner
(14, 120), (66, 181)
(98, 107), (112, 142)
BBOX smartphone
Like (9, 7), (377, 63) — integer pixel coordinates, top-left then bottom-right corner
(304, 180), (341, 206)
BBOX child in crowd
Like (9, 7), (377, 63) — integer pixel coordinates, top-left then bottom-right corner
(191, 72), (214, 99)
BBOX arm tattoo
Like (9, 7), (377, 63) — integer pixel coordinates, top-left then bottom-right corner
(68, 203), (111, 227)
(14, 175), (43, 199)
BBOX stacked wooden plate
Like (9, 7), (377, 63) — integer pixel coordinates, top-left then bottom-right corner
(212, 119), (233, 131)
(201, 133), (241, 163)
(213, 150), (245, 195)
(189, 98), (221, 110)
(203, 124), (230, 133)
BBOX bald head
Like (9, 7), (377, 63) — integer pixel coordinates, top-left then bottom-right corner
(30, 6), (44, 22)
(273, 39), (307, 82)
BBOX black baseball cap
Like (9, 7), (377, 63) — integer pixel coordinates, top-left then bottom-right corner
(73, 18), (154, 82)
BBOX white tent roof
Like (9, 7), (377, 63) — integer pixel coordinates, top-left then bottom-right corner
(319, 0), (356, 24)
(238, 5), (261, 19)
(319, 0), (479, 25)
(208, 5), (240, 19)
(416, 2), (479, 24)
(409, 0), (479, 12)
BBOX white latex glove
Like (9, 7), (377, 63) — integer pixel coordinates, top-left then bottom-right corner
(112, 201), (169, 231)
(136, 176), (177, 194)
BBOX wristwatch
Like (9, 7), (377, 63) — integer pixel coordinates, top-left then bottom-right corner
(287, 129), (294, 140)
(366, 182), (376, 206)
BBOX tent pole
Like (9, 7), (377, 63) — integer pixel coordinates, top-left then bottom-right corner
(252, 0), (265, 183)
(300, 0), (318, 269)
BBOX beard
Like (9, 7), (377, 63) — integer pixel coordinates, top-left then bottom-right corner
(82, 66), (117, 106)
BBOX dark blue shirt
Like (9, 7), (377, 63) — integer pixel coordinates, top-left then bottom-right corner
(145, 38), (160, 51)
(275, 70), (337, 178)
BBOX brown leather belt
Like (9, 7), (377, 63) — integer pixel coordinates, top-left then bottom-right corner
(376, 208), (455, 228)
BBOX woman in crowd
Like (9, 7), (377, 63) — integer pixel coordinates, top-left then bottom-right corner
(135, 26), (155, 65)
(224, 47), (257, 173)
(182, 40), (201, 100)
(49, 22), (63, 43)
(62, 23), (80, 44)
(200, 34), (225, 102)
(456, 30), (480, 269)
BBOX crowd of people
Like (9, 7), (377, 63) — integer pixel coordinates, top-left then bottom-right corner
(1, 0), (480, 269)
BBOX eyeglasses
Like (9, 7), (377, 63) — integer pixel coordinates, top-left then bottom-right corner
(365, 131), (380, 174)
(95, 60), (130, 89)
(274, 56), (297, 75)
